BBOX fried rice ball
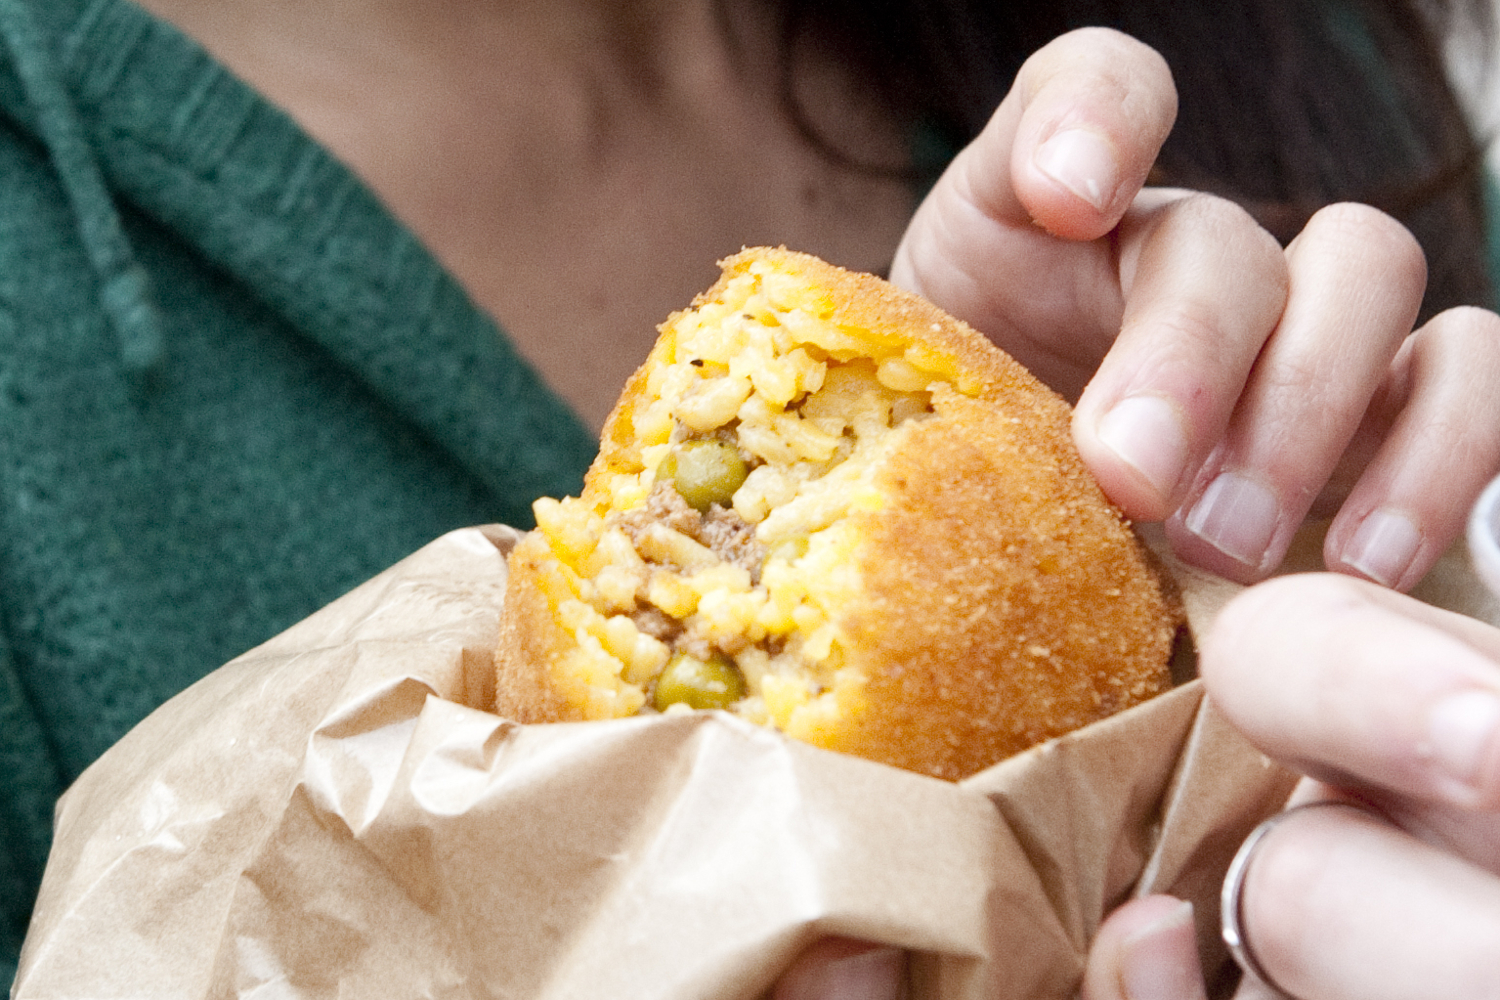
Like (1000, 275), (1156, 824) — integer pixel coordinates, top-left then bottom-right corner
(494, 247), (1180, 781)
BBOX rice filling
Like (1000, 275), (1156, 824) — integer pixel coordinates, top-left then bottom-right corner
(528, 263), (968, 731)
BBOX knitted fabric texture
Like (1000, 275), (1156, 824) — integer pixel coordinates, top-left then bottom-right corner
(0, 0), (594, 980)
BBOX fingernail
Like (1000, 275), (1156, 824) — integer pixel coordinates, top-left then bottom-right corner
(1034, 128), (1120, 211)
(1427, 690), (1500, 794)
(811, 947), (907, 1000)
(1182, 472), (1280, 569)
(1119, 901), (1205, 1000)
(1097, 395), (1190, 502)
(1342, 507), (1422, 588)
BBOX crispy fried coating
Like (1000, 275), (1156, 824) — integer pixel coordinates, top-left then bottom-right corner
(495, 247), (1180, 780)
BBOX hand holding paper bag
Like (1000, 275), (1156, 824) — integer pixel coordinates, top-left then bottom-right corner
(1085, 570), (1500, 1000)
(17, 522), (1306, 1000)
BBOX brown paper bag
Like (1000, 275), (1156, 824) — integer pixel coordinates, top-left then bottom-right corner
(14, 522), (1492, 999)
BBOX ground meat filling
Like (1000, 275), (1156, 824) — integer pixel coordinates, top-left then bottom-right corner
(621, 481), (767, 582)
(615, 479), (770, 683)
(630, 606), (681, 645)
(632, 482), (701, 537)
(698, 508), (764, 582)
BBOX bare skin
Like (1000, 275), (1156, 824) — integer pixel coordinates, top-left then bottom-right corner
(136, 0), (915, 430)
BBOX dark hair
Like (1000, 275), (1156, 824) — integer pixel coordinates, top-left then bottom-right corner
(774, 0), (1495, 318)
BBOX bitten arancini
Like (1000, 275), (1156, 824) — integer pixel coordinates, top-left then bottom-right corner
(494, 247), (1180, 781)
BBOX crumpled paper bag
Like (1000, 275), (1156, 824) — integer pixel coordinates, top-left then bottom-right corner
(14, 522), (1494, 1000)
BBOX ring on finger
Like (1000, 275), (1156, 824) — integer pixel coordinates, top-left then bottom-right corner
(1221, 799), (1385, 999)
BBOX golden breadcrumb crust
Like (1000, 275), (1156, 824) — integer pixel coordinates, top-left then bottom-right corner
(820, 388), (1179, 778)
(495, 530), (578, 724)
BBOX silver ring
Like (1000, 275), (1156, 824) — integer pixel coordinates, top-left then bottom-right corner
(1221, 800), (1383, 998)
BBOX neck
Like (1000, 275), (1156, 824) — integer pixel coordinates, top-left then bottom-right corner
(131, 0), (914, 430)
(135, 0), (782, 177)
(135, 0), (754, 90)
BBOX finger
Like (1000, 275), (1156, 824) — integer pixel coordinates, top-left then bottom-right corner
(1323, 306), (1500, 590)
(1072, 192), (1288, 521)
(1001, 27), (1177, 239)
(1238, 801), (1500, 1000)
(1163, 203), (1426, 583)
(1203, 574), (1500, 810)
(1294, 779), (1500, 906)
(890, 28), (1176, 392)
(1081, 895), (1207, 1000)
(771, 938), (907, 1000)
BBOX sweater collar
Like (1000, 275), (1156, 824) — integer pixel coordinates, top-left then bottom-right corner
(0, 0), (594, 507)
(0, 0), (163, 374)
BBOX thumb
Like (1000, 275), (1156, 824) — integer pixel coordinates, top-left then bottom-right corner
(1081, 895), (1208, 1000)
(971, 25), (1176, 240)
(890, 28), (1177, 389)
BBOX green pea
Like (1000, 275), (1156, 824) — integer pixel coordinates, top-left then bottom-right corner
(653, 652), (747, 711)
(659, 440), (748, 512)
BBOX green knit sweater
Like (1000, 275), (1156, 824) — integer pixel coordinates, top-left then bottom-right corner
(0, 0), (595, 980)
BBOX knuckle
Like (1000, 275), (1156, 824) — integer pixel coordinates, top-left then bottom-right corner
(1140, 193), (1289, 307)
(1419, 304), (1500, 349)
(1031, 26), (1158, 74)
(1171, 192), (1286, 262)
(1409, 306), (1500, 399)
(1405, 307), (1500, 450)
(1071, 27), (1174, 93)
(1023, 27), (1177, 120)
(1302, 202), (1428, 285)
